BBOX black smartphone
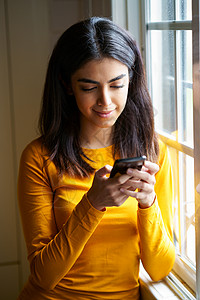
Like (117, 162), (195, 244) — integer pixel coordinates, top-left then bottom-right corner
(110, 155), (146, 178)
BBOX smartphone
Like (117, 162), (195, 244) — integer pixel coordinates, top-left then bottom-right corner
(110, 155), (146, 178)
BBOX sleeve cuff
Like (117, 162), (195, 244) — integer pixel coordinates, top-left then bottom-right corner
(138, 196), (159, 216)
(84, 193), (107, 215)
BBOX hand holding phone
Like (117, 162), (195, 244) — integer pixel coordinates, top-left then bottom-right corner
(110, 155), (146, 178)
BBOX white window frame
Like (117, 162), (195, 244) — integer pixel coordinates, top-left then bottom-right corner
(193, 0), (200, 299)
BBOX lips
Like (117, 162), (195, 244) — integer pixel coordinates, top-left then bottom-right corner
(93, 109), (115, 118)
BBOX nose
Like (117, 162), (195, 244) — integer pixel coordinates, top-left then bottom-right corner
(97, 87), (112, 107)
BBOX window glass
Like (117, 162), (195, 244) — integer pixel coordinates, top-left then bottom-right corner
(149, 30), (176, 137)
(176, 0), (192, 21)
(177, 30), (193, 147)
(149, 0), (175, 22)
(179, 152), (195, 265)
(168, 149), (195, 277)
(149, 0), (192, 22)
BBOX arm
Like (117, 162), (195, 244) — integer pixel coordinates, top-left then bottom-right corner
(137, 141), (175, 281)
(18, 141), (105, 291)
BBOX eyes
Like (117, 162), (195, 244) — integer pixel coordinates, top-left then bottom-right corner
(81, 84), (125, 92)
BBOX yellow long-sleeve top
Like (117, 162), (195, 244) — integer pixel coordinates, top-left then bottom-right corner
(17, 138), (175, 300)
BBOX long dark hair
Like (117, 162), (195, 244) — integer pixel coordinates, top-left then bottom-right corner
(39, 17), (159, 177)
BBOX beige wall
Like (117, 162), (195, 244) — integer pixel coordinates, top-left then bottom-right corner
(0, 0), (111, 299)
(1, 1), (50, 298)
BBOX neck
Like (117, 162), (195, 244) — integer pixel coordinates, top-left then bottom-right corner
(80, 127), (113, 149)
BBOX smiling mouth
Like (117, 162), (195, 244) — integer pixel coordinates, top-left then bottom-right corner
(93, 109), (115, 118)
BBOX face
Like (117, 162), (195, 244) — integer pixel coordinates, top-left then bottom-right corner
(70, 58), (129, 133)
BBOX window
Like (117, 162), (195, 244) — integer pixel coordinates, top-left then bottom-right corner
(142, 0), (199, 297)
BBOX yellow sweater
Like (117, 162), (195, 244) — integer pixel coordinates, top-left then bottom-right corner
(17, 138), (175, 300)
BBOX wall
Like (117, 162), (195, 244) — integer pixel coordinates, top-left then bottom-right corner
(0, 1), (20, 297)
(1, 1), (51, 298)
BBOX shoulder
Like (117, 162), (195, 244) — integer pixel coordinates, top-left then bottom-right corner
(19, 137), (60, 190)
(21, 137), (48, 157)
(20, 137), (49, 165)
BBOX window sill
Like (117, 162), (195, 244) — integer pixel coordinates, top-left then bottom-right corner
(139, 264), (196, 300)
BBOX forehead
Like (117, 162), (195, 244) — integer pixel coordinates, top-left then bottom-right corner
(71, 58), (129, 82)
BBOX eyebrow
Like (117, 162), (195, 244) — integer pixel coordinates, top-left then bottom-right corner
(77, 74), (127, 84)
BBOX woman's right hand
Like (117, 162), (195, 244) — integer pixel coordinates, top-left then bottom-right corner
(87, 165), (131, 211)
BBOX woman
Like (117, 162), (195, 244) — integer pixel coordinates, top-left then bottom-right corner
(18, 17), (175, 300)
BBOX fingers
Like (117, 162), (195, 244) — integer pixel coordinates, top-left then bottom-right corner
(120, 187), (155, 208)
(126, 168), (156, 186)
(111, 173), (133, 184)
(125, 179), (153, 192)
(92, 161), (158, 210)
(119, 160), (158, 208)
(143, 160), (159, 175)
(121, 180), (154, 197)
(95, 165), (112, 178)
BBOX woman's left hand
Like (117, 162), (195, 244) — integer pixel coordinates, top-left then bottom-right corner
(120, 160), (159, 208)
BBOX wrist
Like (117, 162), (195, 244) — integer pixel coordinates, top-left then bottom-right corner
(86, 192), (106, 211)
(139, 194), (156, 209)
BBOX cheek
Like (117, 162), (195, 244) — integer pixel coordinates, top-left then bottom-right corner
(117, 89), (128, 107)
(74, 95), (91, 115)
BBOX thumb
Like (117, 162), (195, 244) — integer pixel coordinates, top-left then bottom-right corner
(144, 160), (159, 175)
(95, 165), (112, 178)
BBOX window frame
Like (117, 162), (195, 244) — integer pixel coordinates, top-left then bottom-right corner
(141, 0), (200, 298)
(192, 0), (200, 298)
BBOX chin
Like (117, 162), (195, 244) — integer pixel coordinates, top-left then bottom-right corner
(97, 121), (116, 129)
